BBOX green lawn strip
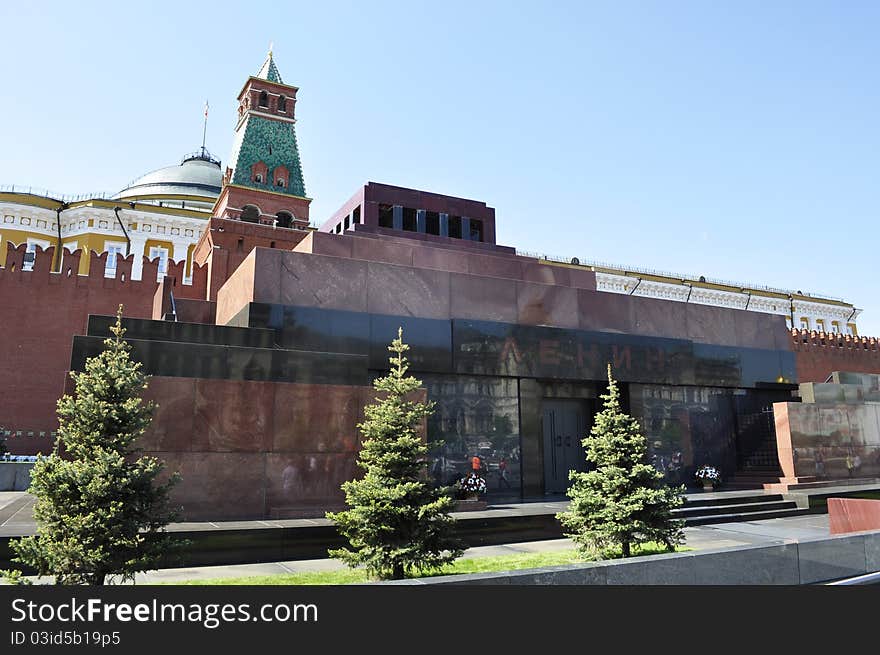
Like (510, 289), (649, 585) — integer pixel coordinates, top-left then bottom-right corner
(168, 542), (689, 586)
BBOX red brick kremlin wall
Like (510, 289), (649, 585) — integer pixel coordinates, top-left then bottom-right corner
(0, 243), (207, 454)
(790, 328), (880, 382)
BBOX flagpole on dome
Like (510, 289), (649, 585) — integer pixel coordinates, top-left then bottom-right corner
(200, 99), (209, 158)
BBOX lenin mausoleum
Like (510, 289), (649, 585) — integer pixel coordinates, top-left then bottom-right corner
(1, 52), (879, 520)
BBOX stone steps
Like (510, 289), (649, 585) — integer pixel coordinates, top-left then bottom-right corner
(673, 492), (810, 526)
(683, 506), (811, 526)
(674, 499), (797, 519)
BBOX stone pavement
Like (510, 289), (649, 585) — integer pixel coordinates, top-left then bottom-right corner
(127, 512), (833, 584)
(1, 487), (870, 584)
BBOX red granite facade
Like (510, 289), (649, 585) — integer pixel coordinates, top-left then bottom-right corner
(139, 377), (385, 520)
(828, 498), (880, 535)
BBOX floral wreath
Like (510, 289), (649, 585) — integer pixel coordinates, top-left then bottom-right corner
(694, 465), (721, 482)
(458, 472), (487, 494)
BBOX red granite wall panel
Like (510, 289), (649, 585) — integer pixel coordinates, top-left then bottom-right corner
(449, 273), (519, 323)
(828, 498), (880, 534)
(516, 282), (579, 329)
(192, 379), (275, 452)
(365, 262), (451, 319)
(137, 377), (375, 520)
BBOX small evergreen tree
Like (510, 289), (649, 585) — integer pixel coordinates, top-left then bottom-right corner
(558, 364), (685, 558)
(327, 328), (463, 580)
(6, 306), (180, 585)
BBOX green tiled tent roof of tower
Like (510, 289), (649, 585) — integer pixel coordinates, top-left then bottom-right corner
(231, 117), (306, 197)
(257, 53), (283, 84)
(228, 53), (307, 198)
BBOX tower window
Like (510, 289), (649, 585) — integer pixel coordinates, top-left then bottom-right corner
(276, 178), (285, 188)
(278, 95), (287, 112)
(258, 91), (268, 107)
(275, 211), (293, 228)
(254, 174), (263, 183)
(241, 205), (260, 223)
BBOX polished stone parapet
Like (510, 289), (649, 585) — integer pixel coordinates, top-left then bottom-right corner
(232, 302), (796, 389)
(71, 335), (368, 387)
(453, 319), (795, 387)
(88, 315), (276, 348)
(800, 373), (880, 404)
(769, 370), (880, 491)
(770, 401), (880, 488)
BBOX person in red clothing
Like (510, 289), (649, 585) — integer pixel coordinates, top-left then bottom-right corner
(498, 457), (511, 489)
(471, 454), (482, 474)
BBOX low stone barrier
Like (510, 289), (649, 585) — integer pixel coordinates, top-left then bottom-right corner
(0, 462), (34, 491)
(380, 530), (880, 585)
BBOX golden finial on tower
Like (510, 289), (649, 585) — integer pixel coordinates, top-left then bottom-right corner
(268, 41), (274, 57)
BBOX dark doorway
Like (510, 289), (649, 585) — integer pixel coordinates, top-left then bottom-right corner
(542, 399), (589, 494)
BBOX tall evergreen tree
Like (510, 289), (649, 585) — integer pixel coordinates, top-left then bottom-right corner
(327, 328), (463, 580)
(7, 306), (180, 585)
(558, 365), (685, 558)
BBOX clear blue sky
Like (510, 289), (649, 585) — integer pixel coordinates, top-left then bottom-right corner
(1, 1), (877, 334)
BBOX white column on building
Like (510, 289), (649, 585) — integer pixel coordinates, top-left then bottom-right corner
(129, 233), (148, 281)
(171, 239), (187, 266)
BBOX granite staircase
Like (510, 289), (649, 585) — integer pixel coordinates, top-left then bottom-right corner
(672, 492), (809, 526)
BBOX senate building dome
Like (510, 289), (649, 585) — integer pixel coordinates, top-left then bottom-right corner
(115, 147), (222, 211)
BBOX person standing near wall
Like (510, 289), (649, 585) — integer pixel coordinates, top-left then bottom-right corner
(498, 457), (511, 489)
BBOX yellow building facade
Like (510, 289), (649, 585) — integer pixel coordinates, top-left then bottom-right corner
(0, 150), (221, 280)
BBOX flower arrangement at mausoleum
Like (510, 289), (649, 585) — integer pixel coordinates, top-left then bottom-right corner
(694, 465), (721, 487)
(457, 473), (488, 496)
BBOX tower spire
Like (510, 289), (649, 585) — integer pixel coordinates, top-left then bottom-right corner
(257, 47), (283, 84)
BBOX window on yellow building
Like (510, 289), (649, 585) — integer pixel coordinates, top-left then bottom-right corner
(149, 246), (169, 281)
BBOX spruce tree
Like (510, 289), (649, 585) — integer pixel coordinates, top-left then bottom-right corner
(558, 364), (685, 558)
(6, 306), (180, 585)
(327, 328), (463, 580)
